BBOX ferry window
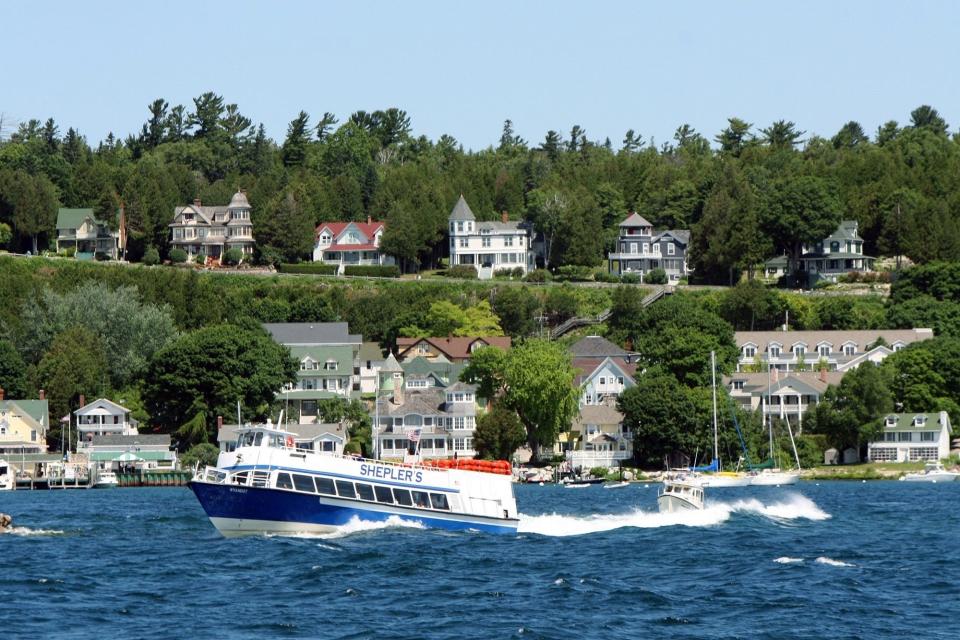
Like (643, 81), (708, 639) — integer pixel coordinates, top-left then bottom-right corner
(393, 488), (413, 506)
(335, 480), (357, 498)
(254, 432), (263, 446)
(315, 477), (336, 495)
(276, 472), (294, 489)
(356, 483), (375, 501)
(430, 493), (449, 510)
(232, 471), (248, 485)
(374, 486), (393, 503)
(412, 491), (430, 508)
(293, 474), (315, 493)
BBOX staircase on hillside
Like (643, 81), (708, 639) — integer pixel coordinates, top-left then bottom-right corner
(549, 285), (671, 339)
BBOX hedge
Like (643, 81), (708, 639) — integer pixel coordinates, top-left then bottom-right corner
(278, 263), (337, 275)
(343, 265), (401, 278)
(445, 265), (478, 279)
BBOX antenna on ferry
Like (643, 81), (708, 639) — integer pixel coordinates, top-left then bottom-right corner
(236, 400), (242, 429)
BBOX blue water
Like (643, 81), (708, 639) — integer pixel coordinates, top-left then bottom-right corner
(1, 482), (958, 639)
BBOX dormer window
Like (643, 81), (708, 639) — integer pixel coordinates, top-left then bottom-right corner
(769, 344), (781, 358)
(469, 341), (486, 353)
(733, 380), (745, 390)
(817, 344), (831, 357)
(843, 343), (856, 356)
(913, 415), (927, 426)
(892, 342), (905, 352)
(320, 233), (332, 244)
(743, 345), (756, 358)
(792, 344), (806, 357)
(885, 416), (896, 427)
(324, 360), (338, 371)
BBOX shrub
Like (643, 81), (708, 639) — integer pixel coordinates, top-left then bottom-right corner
(511, 266), (525, 278)
(523, 269), (551, 283)
(554, 265), (593, 282)
(593, 270), (620, 283)
(445, 265), (478, 279)
(343, 264), (401, 278)
(277, 262), (337, 275)
(64, 246), (77, 258)
(223, 248), (243, 266)
(589, 466), (611, 479)
(621, 273), (642, 284)
(494, 267), (519, 279)
(645, 268), (668, 284)
(169, 248), (188, 264)
(142, 246), (160, 265)
(255, 245), (284, 267)
(94, 252), (111, 261)
(194, 254), (205, 265)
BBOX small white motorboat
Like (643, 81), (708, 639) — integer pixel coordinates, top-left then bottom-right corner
(900, 462), (959, 483)
(657, 481), (705, 512)
(603, 481), (630, 489)
(564, 482), (592, 489)
(93, 470), (119, 489)
(0, 459), (13, 491)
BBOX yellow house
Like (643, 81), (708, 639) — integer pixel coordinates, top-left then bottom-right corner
(0, 399), (50, 456)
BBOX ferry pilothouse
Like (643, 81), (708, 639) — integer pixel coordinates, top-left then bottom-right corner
(189, 420), (519, 536)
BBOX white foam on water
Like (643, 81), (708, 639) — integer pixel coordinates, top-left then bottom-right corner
(518, 505), (732, 536)
(815, 556), (855, 567)
(2, 526), (64, 537)
(518, 493), (830, 537)
(723, 493), (831, 521)
(265, 516), (425, 540)
(774, 556), (804, 564)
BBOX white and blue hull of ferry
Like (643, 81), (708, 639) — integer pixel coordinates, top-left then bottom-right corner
(189, 424), (519, 537)
(190, 481), (517, 535)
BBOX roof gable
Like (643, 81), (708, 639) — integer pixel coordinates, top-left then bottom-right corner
(75, 398), (129, 416)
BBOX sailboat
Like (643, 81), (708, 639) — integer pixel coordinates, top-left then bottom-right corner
(750, 364), (801, 486)
(697, 351), (752, 488)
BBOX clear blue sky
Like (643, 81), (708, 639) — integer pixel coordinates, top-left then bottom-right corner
(3, 0), (958, 150)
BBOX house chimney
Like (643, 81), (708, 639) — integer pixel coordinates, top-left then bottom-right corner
(367, 215), (372, 225)
(78, 394), (84, 407)
(0, 387), (4, 401)
(819, 367), (827, 383)
(193, 198), (202, 207)
(501, 210), (509, 224)
(39, 389), (46, 400)
(217, 415), (224, 429)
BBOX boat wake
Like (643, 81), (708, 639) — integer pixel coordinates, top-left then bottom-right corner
(1, 526), (65, 537)
(518, 493), (829, 537)
(275, 515), (426, 540)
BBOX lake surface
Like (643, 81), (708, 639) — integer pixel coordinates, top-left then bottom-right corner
(1, 481), (958, 639)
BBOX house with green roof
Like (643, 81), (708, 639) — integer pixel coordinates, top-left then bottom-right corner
(867, 411), (953, 463)
(795, 220), (875, 285)
(55, 208), (121, 260)
(263, 323), (362, 423)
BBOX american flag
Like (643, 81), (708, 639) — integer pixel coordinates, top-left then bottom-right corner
(408, 428), (421, 443)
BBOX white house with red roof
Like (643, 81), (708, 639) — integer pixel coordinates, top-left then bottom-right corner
(312, 217), (395, 271)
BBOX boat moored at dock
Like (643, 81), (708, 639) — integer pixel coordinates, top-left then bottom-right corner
(189, 421), (519, 536)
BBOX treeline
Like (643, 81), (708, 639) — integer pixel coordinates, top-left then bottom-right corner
(3, 96), (960, 279)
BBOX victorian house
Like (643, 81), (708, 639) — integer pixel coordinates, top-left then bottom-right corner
(607, 212), (691, 282)
(263, 323), (363, 424)
(55, 207), (122, 259)
(374, 355), (481, 460)
(313, 218), (395, 272)
(793, 220), (875, 285)
(447, 195), (535, 280)
(169, 190), (255, 262)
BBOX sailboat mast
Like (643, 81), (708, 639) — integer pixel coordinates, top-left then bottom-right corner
(711, 350), (719, 469)
(767, 362), (774, 459)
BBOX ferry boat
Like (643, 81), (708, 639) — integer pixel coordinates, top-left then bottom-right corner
(189, 421), (520, 536)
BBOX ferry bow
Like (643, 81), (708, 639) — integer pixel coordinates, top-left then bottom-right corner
(189, 421), (519, 536)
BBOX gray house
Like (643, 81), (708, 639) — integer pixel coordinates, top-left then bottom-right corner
(795, 220), (875, 285)
(607, 212), (691, 281)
